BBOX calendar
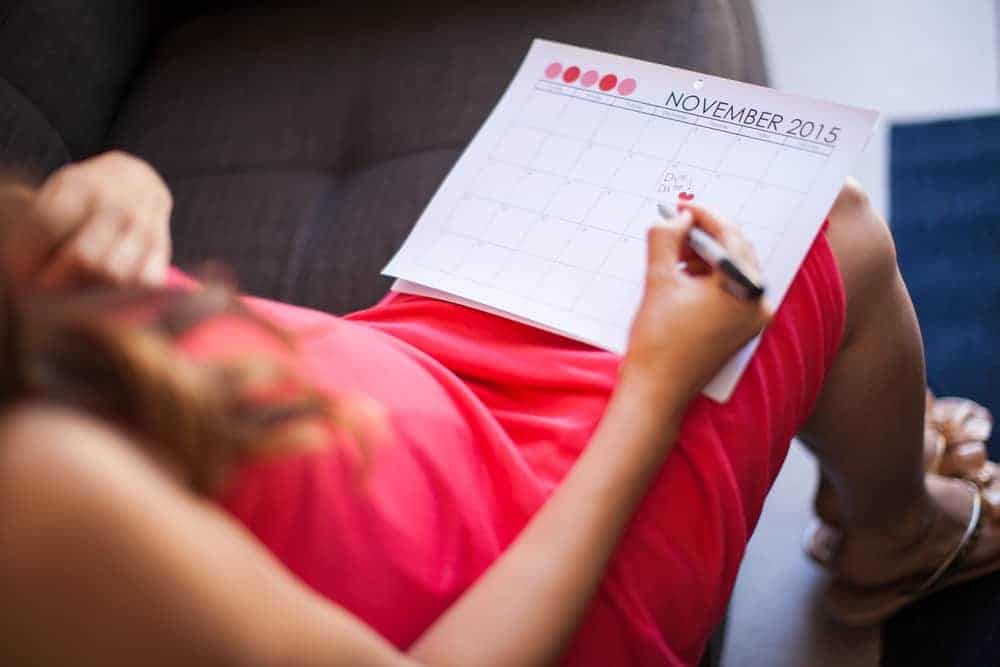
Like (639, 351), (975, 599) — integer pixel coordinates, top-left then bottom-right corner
(384, 39), (878, 401)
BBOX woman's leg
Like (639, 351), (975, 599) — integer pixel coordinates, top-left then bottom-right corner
(801, 179), (929, 538)
(799, 179), (996, 586)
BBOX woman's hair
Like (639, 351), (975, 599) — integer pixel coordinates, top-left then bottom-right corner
(0, 272), (357, 493)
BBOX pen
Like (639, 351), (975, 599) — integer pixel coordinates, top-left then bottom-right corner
(656, 202), (766, 301)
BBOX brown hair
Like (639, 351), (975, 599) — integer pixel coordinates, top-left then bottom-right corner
(0, 274), (357, 493)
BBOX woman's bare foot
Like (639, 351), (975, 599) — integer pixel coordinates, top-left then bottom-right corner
(831, 474), (1000, 590)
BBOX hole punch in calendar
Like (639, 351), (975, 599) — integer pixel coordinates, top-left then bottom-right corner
(384, 39), (877, 402)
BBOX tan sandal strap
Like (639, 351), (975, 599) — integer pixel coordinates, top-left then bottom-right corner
(916, 482), (982, 594)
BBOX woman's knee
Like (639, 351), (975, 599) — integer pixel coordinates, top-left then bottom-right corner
(825, 178), (900, 333)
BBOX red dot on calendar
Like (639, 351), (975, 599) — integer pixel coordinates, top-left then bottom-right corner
(563, 66), (581, 84)
(581, 70), (599, 87)
(545, 62), (562, 79)
(617, 78), (637, 95)
(599, 73), (618, 91)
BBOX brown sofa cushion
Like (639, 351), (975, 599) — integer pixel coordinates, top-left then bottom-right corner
(0, 0), (165, 159)
(0, 77), (70, 176)
(108, 0), (768, 314)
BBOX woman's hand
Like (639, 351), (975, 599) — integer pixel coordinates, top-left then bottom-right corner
(0, 151), (172, 288)
(621, 203), (773, 405)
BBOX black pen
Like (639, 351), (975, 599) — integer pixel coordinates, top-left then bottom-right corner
(656, 202), (766, 301)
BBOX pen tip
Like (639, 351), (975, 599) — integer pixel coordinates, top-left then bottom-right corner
(657, 202), (677, 220)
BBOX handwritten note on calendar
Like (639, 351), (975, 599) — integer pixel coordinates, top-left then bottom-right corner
(383, 39), (878, 402)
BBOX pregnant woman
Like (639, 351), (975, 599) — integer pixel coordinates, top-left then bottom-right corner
(0, 151), (996, 666)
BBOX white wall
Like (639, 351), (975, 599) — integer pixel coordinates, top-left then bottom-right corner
(751, 0), (999, 218)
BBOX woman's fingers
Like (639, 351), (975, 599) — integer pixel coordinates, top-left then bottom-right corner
(40, 211), (168, 289)
(138, 248), (169, 287)
(672, 204), (770, 329)
(135, 226), (170, 287)
(678, 202), (764, 279)
(10, 166), (94, 282)
(32, 165), (93, 242)
(646, 208), (693, 274)
(677, 202), (726, 235)
(38, 210), (159, 288)
(75, 211), (121, 264)
(22, 151), (174, 289)
(37, 211), (122, 288)
(105, 219), (149, 281)
(678, 202), (741, 248)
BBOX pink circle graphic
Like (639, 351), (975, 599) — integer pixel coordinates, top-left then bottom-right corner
(545, 62), (562, 79)
(580, 69), (599, 87)
(599, 73), (618, 92)
(562, 66), (581, 84)
(617, 78), (637, 96)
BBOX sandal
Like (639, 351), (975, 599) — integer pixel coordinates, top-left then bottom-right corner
(822, 479), (998, 626)
(804, 391), (996, 569)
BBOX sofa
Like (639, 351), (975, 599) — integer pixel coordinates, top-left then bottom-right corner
(0, 0), (767, 313)
(0, 1), (769, 663)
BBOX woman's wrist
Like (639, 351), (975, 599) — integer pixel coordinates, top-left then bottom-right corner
(614, 356), (694, 432)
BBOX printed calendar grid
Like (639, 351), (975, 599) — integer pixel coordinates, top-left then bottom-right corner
(414, 227), (634, 324)
(483, 155), (812, 199)
(383, 39), (879, 401)
(412, 78), (829, 329)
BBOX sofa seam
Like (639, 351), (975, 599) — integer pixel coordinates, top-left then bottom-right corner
(0, 0), (77, 163)
(0, 75), (73, 169)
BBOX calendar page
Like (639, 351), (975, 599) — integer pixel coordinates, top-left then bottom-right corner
(383, 39), (878, 402)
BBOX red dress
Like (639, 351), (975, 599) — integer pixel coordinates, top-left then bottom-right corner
(175, 226), (845, 666)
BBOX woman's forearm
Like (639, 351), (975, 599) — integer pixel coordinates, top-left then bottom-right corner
(409, 373), (689, 666)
